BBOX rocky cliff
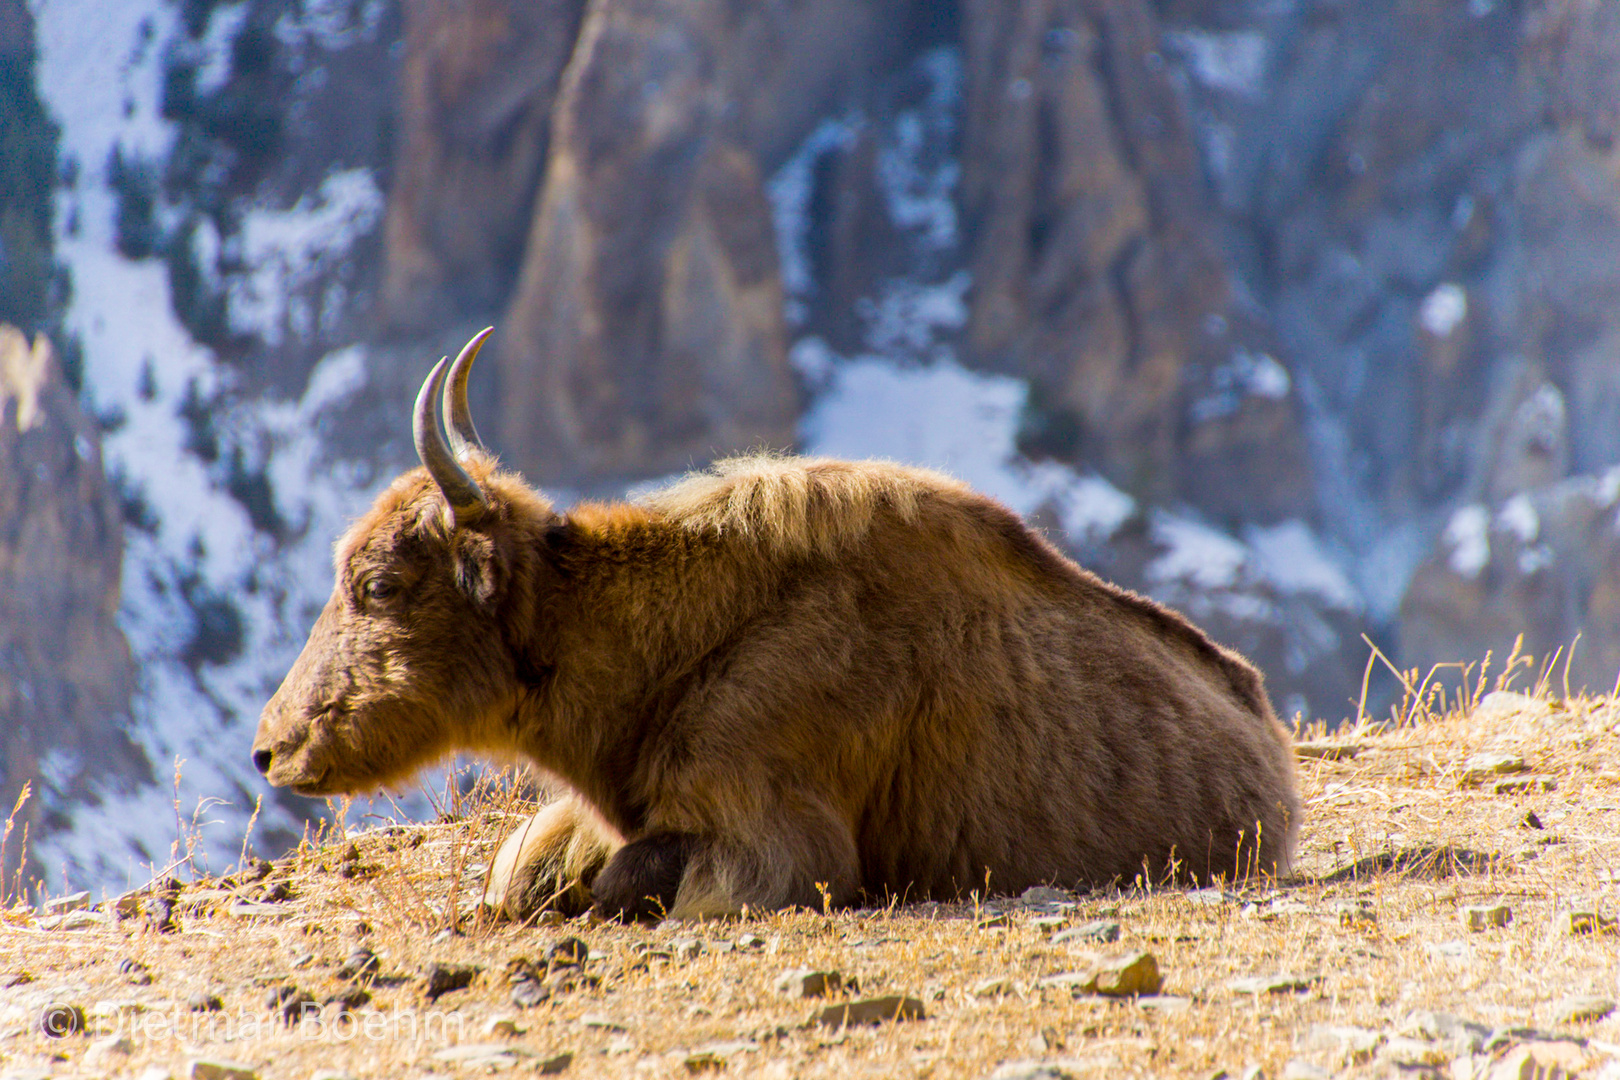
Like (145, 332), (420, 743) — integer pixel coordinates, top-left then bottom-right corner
(18, 0), (1620, 888)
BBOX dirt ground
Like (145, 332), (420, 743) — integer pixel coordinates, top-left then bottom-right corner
(4, 660), (1620, 1079)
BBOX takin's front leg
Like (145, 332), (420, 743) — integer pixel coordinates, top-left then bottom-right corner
(484, 793), (622, 920)
(591, 799), (861, 921)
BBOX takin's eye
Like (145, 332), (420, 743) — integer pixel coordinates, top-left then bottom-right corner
(360, 576), (400, 609)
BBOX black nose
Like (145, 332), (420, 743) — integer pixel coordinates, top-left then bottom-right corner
(252, 749), (273, 775)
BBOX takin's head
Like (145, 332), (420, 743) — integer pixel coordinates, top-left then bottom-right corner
(252, 329), (557, 795)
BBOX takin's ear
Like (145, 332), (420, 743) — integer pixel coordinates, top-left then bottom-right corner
(450, 529), (506, 608)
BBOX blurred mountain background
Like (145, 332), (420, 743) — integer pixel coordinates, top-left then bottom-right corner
(5, 0), (1620, 893)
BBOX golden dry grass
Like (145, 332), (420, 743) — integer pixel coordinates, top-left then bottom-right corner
(4, 659), (1620, 1079)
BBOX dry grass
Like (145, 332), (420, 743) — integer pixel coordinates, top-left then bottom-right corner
(4, 659), (1620, 1079)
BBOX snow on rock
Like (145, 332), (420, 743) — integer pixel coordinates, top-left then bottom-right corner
(1245, 521), (1362, 612)
(1163, 30), (1269, 97)
(1443, 504), (1491, 578)
(227, 168), (385, 345)
(1420, 283), (1468, 337)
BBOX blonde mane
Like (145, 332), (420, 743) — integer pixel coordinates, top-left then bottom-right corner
(637, 453), (970, 558)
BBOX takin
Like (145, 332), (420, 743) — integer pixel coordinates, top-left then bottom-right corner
(252, 329), (1301, 921)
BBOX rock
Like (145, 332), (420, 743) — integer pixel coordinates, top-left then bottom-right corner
(1137, 995), (1192, 1012)
(734, 933), (766, 951)
(84, 1034), (133, 1066)
(511, 977), (549, 1009)
(1521, 811), (1545, 830)
(1564, 909), (1619, 936)
(580, 1013), (627, 1032)
(484, 1015), (525, 1037)
(1041, 952), (1162, 997)
(977, 912), (1011, 929)
(337, 947), (379, 981)
(1459, 753), (1529, 786)
(776, 968), (848, 998)
(432, 1043), (528, 1065)
(422, 962), (479, 1002)
(1379, 1035), (1449, 1069)
(972, 977), (1016, 999)
(1494, 776), (1558, 795)
(816, 995), (925, 1027)
(1019, 887), (1072, 906)
(1485, 1042), (1588, 1080)
(324, 986), (371, 1013)
(42, 890), (89, 914)
(224, 901), (290, 920)
(118, 957), (153, 985)
(1297, 1024), (1384, 1066)
(0, 971), (31, 987)
(1337, 902), (1377, 927)
(188, 991), (223, 1013)
(987, 1061), (1099, 1080)
(670, 938), (704, 961)
(1051, 921), (1121, 945)
(1227, 974), (1314, 995)
(1403, 1011), (1492, 1054)
(1552, 995), (1615, 1023)
(1280, 1062), (1332, 1080)
(537, 1052), (573, 1075)
(545, 937), (589, 967)
(35, 1002), (85, 1036)
(1027, 915), (1068, 932)
(683, 1043), (756, 1072)
(187, 1061), (260, 1080)
(1463, 904), (1513, 931)
(268, 988), (318, 1026)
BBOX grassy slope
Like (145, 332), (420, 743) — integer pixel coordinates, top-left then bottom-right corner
(3, 673), (1620, 1079)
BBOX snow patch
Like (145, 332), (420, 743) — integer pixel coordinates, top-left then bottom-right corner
(1246, 521), (1361, 612)
(194, 3), (250, 95)
(1496, 494), (1539, 544)
(1420, 283), (1467, 337)
(1191, 349), (1291, 422)
(227, 168), (385, 346)
(765, 115), (860, 316)
(1444, 504), (1490, 578)
(1147, 514), (1248, 592)
(1164, 31), (1268, 97)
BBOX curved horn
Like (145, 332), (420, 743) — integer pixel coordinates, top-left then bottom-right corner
(443, 326), (494, 458)
(413, 357), (488, 523)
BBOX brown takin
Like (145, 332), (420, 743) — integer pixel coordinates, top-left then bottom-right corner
(252, 329), (1301, 921)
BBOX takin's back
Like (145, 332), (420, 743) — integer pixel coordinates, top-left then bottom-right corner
(626, 455), (1301, 895)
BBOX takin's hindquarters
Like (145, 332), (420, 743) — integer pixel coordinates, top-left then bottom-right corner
(484, 456), (1301, 921)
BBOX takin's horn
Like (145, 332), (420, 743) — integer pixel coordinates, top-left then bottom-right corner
(443, 326), (493, 458)
(413, 356), (488, 523)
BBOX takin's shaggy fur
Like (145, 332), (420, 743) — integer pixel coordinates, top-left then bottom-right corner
(256, 448), (1301, 920)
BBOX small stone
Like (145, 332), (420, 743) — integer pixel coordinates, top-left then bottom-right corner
(511, 977), (550, 1009)
(1027, 915), (1068, 932)
(432, 1043), (518, 1065)
(0, 970), (32, 988)
(1280, 1061), (1332, 1080)
(1019, 886), (1072, 905)
(1227, 974), (1314, 995)
(1051, 920), (1121, 945)
(1378, 1035), (1448, 1069)
(1520, 810), (1545, 830)
(1564, 909), (1618, 936)
(580, 1013), (627, 1032)
(224, 901), (291, 920)
(1552, 995), (1615, 1024)
(258, 880), (293, 902)
(1295, 742), (1362, 760)
(776, 968), (847, 998)
(537, 1052), (573, 1074)
(324, 986), (370, 1012)
(272, 988), (319, 1025)
(290, 951), (315, 968)
(1403, 1011), (1491, 1054)
(972, 976), (1016, 998)
(336, 946), (379, 981)
(1459, 753), (1529, 786)
(35, 1002), (86, 1037)
(38, 909), (109, 931)
(1337, 903), (1377, 927)
(85, 1034), (134, 1066)
(977, 912), (1011, 929)
(1462, 904), (1512, 931)
(1087, 952), (1162, 996)
(484, 1015), (525, 1037)
(987, 1060), (1097, 1080)
(1298, 1024), (1384, 1065)
(1494, 775), (1557, 794)
(43, 891), (90, 914)
(734, 933), (766, 950)
(670, 938), (704, 961)
(546, 937), (590, 967)
(187, 1060), (260, 1080)
(188, 991), (223, 1013)
(1137, 995), (1192, 1012)
(118, 957), (154, 984)
(817, 995), (925, 1027)
(422, 962), (479, 1002)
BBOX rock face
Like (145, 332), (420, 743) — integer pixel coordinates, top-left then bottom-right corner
(0, 326), (146, 845)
